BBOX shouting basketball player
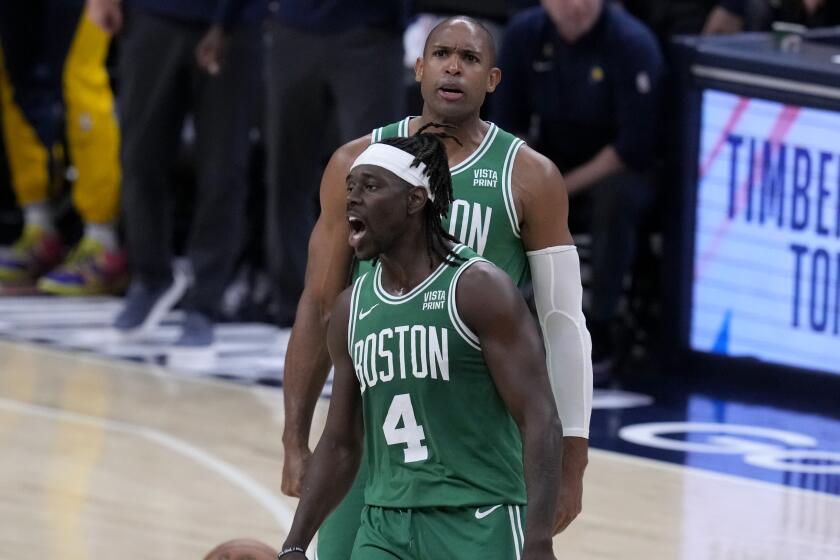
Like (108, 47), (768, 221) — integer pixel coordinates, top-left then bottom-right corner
(279, 129), (562, 560)
(281, 16), (593, 559)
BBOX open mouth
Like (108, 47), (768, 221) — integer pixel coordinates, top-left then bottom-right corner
(438, 86), (464, 102)
(348, 216), (367, 247)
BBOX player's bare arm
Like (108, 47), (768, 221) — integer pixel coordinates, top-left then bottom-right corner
(458, 261), (562, 560)
(281, 288), (363, 557)
(281, 135), (369, 497)
(513, 145), (574, 248)
(513, 145), (591, 533)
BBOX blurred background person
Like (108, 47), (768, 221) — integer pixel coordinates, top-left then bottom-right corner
(262, 0), (407, 327)
(619, 0), (747, 38)
(618, 0), (840, 40)
(88, 0), (261, 357)
(765, 0), (840, 27)
(0, 0), (124, 295)
(492, 0), (664, 380)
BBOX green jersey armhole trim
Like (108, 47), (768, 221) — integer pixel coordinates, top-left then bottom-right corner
(347, 273), (368, 355)
(451, 123), (498, 176)
(398, 116), (411, 137)
(447, 257), (487, 351)
(502, 138), (524, 239)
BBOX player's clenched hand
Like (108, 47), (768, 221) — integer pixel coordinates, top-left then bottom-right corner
(522, 543), (557, 560)
(86, 0), (123, 35)
(553, 437), (587, 534)
(553, 468), (583, 534)
(281, 443), (312, 497)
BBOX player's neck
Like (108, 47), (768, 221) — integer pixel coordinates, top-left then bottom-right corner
(413, 111), (488, 153)
(378, 229), (443, 296)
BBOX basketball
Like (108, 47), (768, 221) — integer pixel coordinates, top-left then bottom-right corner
(202, 538), (278, 560)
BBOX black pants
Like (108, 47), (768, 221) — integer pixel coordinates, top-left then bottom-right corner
(118, 9), (260, 317)
(569, 170), (655, 327)
(263, 21), (405, 324)
(0, 0), (82, 148)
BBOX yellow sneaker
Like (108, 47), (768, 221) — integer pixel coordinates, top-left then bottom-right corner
(37, 237), (128, 296)
(0, 225), (64, 285)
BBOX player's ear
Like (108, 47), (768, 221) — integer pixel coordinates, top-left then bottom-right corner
(486, 67), (501, 93)
(415, 57), (424, 84)
(407, 186), (428, 215)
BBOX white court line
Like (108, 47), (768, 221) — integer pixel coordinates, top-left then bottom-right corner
(0, 397), (296, 532)
(590, 447), (840, 502)
(8, 343), (837, 505)
(0, 340), (279, 395)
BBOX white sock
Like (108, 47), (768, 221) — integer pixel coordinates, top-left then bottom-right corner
(24, 202), (54, 232)
(84, 223), (117, 251)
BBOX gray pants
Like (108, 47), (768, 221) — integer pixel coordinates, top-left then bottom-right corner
(119, 9), (260, 316)
(263, 21), (405, 324)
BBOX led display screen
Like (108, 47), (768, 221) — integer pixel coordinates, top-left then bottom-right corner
(691, 89), (840, 375)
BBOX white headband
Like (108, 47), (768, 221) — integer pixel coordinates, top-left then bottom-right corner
(350, 143), (434, 201)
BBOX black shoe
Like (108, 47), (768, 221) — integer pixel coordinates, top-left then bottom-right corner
(114, 267), (189, 337)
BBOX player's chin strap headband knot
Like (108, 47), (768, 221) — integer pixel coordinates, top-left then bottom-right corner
(351, 143), (434, 201)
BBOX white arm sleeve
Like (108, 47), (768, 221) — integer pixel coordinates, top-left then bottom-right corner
(527, 245), (593, 438)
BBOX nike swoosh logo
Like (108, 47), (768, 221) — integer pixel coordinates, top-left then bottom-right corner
(359, 304), (379, 320)
(474, 505), (502, 519)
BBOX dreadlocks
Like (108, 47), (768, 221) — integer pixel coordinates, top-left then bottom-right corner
(380, 122), (464, 267)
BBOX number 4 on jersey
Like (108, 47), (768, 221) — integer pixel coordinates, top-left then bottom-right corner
(383, 393), (429, 463)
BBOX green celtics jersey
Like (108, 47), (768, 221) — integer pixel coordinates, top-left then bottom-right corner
(348, 244), (526, 509)
(355, 118), (529, 286)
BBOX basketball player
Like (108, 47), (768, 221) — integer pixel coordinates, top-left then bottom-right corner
(279, 130), (562, 560)
(281, 16), (593, 558)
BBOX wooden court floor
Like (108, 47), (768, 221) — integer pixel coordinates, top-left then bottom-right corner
(1, 340), (838, 560)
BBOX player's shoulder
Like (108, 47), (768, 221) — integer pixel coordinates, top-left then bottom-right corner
(489, 125), (548, 170)
(331, 116), (408, 168)
(320, 134), (372, 209)
(455, 258), (522, 323)
(509, 142), (562, 192)
(321, 134), (375, 203)
(332, 134), (374, 170)
(511, 141), (555, 174)
(457, 256), (515, 296)
(330, 285), (355, 324)
(504, 141), (567, 219)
